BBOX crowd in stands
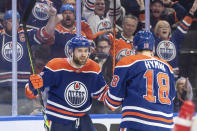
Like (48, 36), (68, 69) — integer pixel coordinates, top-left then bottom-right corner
(0, 0), (197, 115)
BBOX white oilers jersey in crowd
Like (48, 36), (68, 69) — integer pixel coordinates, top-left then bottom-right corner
(83, 0), (121, 34)
(0, 27), (44, 87)
(154, 14), (193, 77)
(104, 55), (176, 131)
(29, 58), (107, 125)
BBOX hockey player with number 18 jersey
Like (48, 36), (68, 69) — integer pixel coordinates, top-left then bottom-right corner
(104, 31), (176, 131)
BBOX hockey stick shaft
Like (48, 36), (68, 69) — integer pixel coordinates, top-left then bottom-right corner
(112, 0), (116, 74)
(22, 0), (45, 108)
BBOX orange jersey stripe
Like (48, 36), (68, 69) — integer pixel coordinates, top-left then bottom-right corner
(106, 95), (121, 106)
(86, 1), (95, 8)
(122, 112), (173, 123)
(105, 102), (116, 111)
(46, 105), (85, 117)
(180, 23), (189, 30)
(46, 58), (100, 73)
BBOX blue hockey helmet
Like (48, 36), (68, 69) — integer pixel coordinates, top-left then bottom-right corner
(133, 30), (155, 51)
(60, 4), (75, 13)
(69, 35), (91, 50)
(4, 10), (20, 21)
(65, 36), (91, 57)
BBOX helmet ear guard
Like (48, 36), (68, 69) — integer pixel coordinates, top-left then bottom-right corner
(133, 30), (155, 51)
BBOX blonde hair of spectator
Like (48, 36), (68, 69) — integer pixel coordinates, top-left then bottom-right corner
(154, 20), (171, 37)
(175, 77), (193, 101)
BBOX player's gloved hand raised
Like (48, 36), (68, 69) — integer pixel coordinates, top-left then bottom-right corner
(30, 74), (43, 89)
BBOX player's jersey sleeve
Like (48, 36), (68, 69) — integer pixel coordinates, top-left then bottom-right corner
(172, 14), (193, 49)
(81, 20), (94, 40)
(104, 57), (135, 111)
(84, 60), (108, 102)
(28, 58), (63, 96)
(91, 71), (109, 101)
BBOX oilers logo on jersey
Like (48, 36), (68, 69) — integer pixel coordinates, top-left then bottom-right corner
(116, 48), (135, 61)
(2, 42), (24, 62)
(156, 40), (176, 61)
(64, 81), (88, 108)
(64, 40), (71, 57)
(32, 2), (49, 21)
(97, 20), (112, 33)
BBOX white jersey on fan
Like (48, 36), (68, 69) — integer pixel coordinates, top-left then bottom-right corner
(83, 0), (121, 34)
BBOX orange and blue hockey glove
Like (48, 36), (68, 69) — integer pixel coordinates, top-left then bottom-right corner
(30, 74), (43, 89)
(25, 83), (38, 99)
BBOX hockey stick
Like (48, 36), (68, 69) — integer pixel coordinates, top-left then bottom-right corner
(21, 0), (45, 109)
(22, 1), (51, 130)
(112, 0), (116, 74)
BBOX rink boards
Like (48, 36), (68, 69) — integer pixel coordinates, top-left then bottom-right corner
(0, 113), (179, 131)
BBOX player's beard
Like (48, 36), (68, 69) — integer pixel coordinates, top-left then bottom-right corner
(73, 55), (88, 66)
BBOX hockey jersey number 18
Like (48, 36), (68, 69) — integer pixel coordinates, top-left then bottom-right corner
(105, 55), (176, 131)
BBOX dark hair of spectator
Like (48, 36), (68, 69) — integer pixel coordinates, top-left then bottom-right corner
(94, 34), (111, 46)
(151, 0), (164, 6)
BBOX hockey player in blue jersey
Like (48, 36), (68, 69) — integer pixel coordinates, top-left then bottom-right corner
(104, 30), (176, 131)
(25, 36), (108, 131)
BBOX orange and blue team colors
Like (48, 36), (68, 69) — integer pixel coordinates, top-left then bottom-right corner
(0, 26), (52, 88)
(48, 20), (93, 59)
(26, 58), (108, 125)
(104, 55), (176, 131)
